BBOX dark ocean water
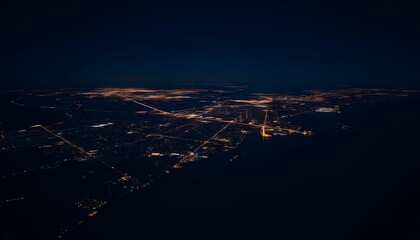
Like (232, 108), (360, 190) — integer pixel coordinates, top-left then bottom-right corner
(64, 94), (420, 240)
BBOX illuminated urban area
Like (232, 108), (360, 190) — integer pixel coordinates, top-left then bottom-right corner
(0, 86), (417, 238)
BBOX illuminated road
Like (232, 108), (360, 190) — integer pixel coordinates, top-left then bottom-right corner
(176, 123), (231, 166)
(31, 125), (93, 156)
(2, 87), (417, 239)
(115, 94), (172, 115)
(193, 123), (231, 153)
(114, 94), (305, 135)
(31, 125), (139, 184)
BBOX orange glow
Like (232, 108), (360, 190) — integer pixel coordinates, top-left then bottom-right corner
(88, 211), (98, 217)
(261, 126), (271, 138)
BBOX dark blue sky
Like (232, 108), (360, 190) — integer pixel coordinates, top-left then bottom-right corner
(1, 1), (420, 89)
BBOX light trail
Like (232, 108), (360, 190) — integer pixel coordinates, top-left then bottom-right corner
(176, 123), (231, 166)
(31, 125), (138, 181)
(261, 110), (271, 138)
(114, 94), (305, 135)
(31, 125), (93, 156)
(147, 134), (204, 143)
(197, 117), (303, 134)
(31, 125), (146, 239)
(115, 94), (172, 115)
(170, 106), (208, 113)
(193, 123), (231, 153)
(159, 122), (193, 135)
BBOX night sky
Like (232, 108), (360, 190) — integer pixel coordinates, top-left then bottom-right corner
(1, 1), (420, 89)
